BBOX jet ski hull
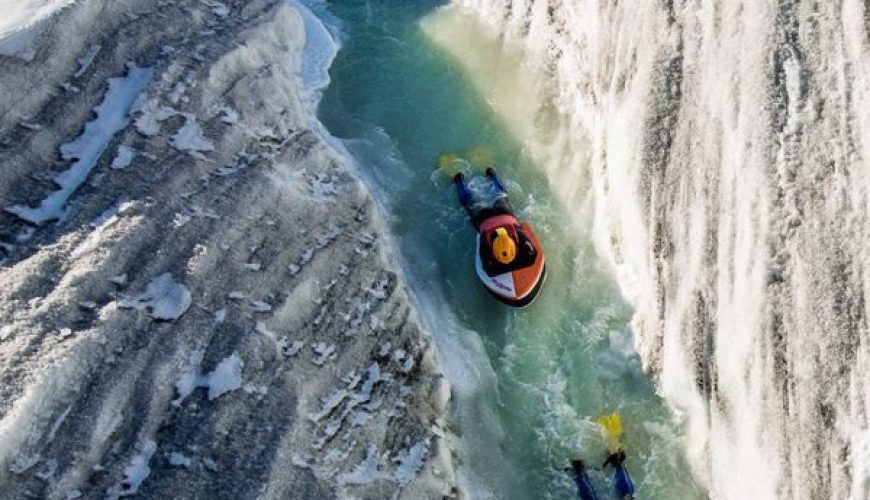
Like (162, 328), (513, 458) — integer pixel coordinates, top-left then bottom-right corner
(482, 263), (547, 308)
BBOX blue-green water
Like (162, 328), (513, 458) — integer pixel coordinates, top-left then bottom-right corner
(317, 1), (704, 498)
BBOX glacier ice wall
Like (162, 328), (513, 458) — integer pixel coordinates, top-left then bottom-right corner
(452, 0), (870, 498)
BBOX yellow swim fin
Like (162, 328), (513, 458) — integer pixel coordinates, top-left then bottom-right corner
(465, 146), (496, 171)
(437, 152), (464, 179)
(596, 413), (624, 453)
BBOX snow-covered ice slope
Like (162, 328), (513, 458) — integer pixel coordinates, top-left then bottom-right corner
(0, 0), (454, 498)
(451, 0), (870, 498)
(0, 0), (75, 60)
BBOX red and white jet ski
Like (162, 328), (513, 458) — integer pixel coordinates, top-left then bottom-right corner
(474, 214), (547, 308)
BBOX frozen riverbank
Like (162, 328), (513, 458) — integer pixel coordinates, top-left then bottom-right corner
(0, 0), (454, 498)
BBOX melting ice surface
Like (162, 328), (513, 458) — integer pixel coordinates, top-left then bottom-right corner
(6, 65), (152, 224)
(316, 1), (704, 498)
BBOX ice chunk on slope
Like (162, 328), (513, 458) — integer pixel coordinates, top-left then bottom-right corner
(171, 114), (214, 154)
(110, 145), (135, 170)
(73, 44), (101, 78)
(9, 453), (40, 474)
(167, 452), (191, 468)
(107, 439), (156, 498)
(201, 0), (229, 17)
(278, 337), (304, 357)
(120, 273), (192, 320)
(205, 353), (243, 400)
(5, 66), (153, 224)
(175, 350), (205, 403)
(133, 97), (176, 136)
(175, 351), (244, 403)
(218, 106), (238, 125)
(339, 445), (381, 485)
(123, 440), (156, 491)
(393, 440), (428, 485)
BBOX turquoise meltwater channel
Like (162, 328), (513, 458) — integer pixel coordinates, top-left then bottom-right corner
(314, 1), (704, 498)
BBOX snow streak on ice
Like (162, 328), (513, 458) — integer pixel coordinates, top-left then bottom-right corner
(5, 65), (152, 224)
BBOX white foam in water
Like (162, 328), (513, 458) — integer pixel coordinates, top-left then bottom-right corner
(6, 65), (153, 224)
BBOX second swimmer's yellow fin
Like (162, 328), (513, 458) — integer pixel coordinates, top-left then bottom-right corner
(596, 413), (624, 453)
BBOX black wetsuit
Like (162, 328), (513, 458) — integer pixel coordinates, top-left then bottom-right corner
(455, 170), (514, 230)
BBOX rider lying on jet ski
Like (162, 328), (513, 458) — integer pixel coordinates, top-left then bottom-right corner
(454, 168), (537, 271)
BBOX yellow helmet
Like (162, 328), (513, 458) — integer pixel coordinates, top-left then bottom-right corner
(492, 227), (517, 264)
